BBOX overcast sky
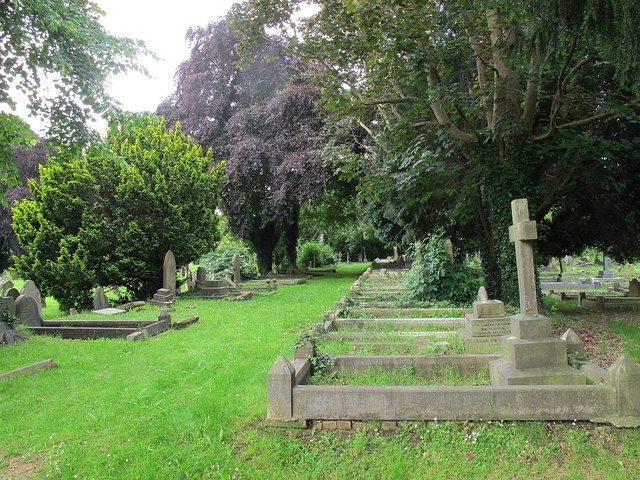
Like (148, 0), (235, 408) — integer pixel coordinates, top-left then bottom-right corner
(99, 0), (240, 115)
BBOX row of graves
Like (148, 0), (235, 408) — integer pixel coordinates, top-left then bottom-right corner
(540, 253), (640, 312)
(266, 199), (640, 429)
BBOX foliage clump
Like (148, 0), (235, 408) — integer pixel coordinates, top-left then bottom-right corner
(12, 115), (223, 311)
(198, 238), (259, 281)
(297, 240), (338, 268)
(405, 232), (481, 305)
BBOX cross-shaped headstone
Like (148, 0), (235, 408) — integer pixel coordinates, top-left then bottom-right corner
(508, 198), (538, 315)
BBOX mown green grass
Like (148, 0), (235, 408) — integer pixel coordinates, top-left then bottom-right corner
(1, 263), (639, 479)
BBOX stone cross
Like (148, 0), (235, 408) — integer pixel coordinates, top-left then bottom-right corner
(508, 198), (538, 315)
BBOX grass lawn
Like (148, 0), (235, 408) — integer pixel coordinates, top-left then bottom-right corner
(1, 262), (640, 479)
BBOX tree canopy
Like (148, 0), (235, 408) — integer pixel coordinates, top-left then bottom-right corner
(158, 19), (329, 274)
(0, 0), (150, 191)
(12, 115), (223, 311)
(232, 0), (640, 304)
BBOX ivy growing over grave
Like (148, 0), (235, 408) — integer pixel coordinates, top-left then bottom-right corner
(12, 115), (224, 311)
(198, 237), (259, 281)
(405, 231), (481, 306)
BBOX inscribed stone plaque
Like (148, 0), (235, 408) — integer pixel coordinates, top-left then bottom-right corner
(464, 314), (512, 337)
(629, 279), (640, 297)
(15, 294), (42, 327)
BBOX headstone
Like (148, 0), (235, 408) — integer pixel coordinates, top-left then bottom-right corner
(20, 280), (43, 319)
(5, 288), (19, 300)
(15, 294), (42, 327)
(0, 296), (15, 317)
(197, 266), (206, 284)
(444, 239), (454, 261)
(0, 279), (14, 295)
(628, 279), (640, 298)
(461, 286), (510, 353)
(158, 309), (171, 325)
(69, 308), (79, 315)
(489, 198), (585, 386)
(232, 253), (241, 284)
(599, 254), (614, 278)
(163, 250), (177, 298)
(393, 246), (400, 261)
(93, 286), (109, 311)
(477, 286), (489, 302)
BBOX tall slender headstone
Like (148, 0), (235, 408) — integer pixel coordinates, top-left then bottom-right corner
(489, 198), (585, 385)
(444, 239), (454, 261)
(599, 254), (613, 278)
(232, 253), (241, 284)
(163, 250), (177, 298)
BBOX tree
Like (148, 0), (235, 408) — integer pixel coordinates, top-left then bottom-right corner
(224, 83), (328, 274)
(0, 0), (150, 189)
(0, 140), (48, 269)
(12, 115), (223, 311)
(232, 0), (640, 304)
(158, 19), (329, 275)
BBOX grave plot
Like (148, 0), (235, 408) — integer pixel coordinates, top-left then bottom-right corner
(267, 199), (640, 428)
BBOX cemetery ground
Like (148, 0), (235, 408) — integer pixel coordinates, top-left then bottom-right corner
(1, 265), (639, 479)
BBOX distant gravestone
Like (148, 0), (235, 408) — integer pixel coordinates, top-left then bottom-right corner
(5, 288), (20, 300)
(599, 255), (614, 278)
(628, 279), (640, 297)
(0, 296), (15, 317)
(0, 279), (14, 296)
(163, 250), (177, 298)
(232, 254), (241, 284)
(197, 267), (206, 284)
(20, 280), (43, 319)
(444, 239), (454, 261)
(69, 308), (79, 316)
(15, 294), (42, 327)
(93, 286), (109, 311)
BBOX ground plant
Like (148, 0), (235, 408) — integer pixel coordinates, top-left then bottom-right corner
(1, 263), (640, 479)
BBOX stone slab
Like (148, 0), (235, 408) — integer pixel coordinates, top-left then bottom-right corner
(127, 331), (145, 341)
(459, 329), (503, 353)
(291, 384), (616, 422)
(510, 313), (552, 339)
(0, 359), (58, 381)
(172, 316), (199, 330)
(501, 336), (568, 370)
(473, 300), (505, 318)
(93, 308), (126, 315)
(27, 326), (138, 339)
(142, 319), (169, 338)
(43, 319), (156, 328)
(489, 361), (587, 386)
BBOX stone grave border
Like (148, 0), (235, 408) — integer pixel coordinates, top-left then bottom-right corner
(266, 199), (640, 428)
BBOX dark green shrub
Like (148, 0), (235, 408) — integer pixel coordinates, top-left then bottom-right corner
(297, 240), (338, 267)
(405, 231), (481, 305)
(12, 115), (223, 311)
(198, 238), (259, 280)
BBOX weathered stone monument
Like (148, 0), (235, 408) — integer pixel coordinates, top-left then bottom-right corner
(489, 198), (585, 385)
(151, 250), (177, 306)
(163, 250), (176, 298)
(460, 286), (511, 353)
(93, 286), (109, 311)
(20, 280), (43, 319)
(599, 254), (614, 278)
(232, 253), (241, 284)
(444, 239), (454, 261)
(628, 278), (640, 297)
(15, 294), (42, 327)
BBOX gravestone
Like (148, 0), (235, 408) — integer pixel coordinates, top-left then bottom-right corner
(0, 279), (14, 295)
(599, 255), (614, 278)
(93, 286), (109, 311)
(21, 280), (43, 319)
(0, 296), (15, 317)
(5, 288), (19, 300)
(444, 239), (454, 261)
(628, 279), (640, 298)
(489, 198), (585, 386)
(163, 250), (177, 298)
(232, 253), (241, 284)
(15, 294), (42, 327)
(196, 267), (206, 284)
(460, 286), (511, 353)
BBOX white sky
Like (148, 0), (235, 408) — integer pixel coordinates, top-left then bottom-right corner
(99, 0), (241, 115)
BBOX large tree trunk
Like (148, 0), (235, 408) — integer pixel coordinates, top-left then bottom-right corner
(251, 223), (278, 276)
(283, 206), (300, 269)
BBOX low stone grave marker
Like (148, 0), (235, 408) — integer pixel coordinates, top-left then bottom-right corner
(628, 278), (640, 297)
(94, 308), (127, 315)
(93, 287), (109, 310)
(20, 279), (43, 318)
(15, 294), (42, 327)
(460, 287), (511, 353)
